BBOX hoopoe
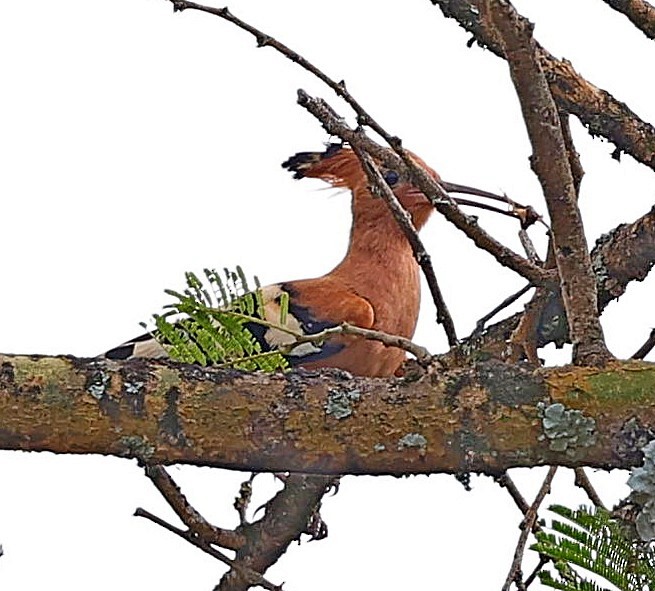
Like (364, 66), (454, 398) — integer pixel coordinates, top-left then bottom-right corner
(105, 144), (498, 377)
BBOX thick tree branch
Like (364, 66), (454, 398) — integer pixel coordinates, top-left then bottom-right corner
(485, 0), (611, 367)
(1, 354), (654, 474)
(221, 474), (334, 591)
(430, 0), (655, 171)
(592, 205), (655, 308)
(601, 0), (655, 40)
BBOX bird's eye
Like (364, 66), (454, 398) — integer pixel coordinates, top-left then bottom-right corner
(384, 170), (399, 186)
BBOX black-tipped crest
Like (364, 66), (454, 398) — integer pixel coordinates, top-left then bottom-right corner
(282, 143), (344, 179)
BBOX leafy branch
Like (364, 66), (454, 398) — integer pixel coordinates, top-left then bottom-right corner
(533, 504), (655, 591)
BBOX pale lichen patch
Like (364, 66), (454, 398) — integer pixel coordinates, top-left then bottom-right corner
(538, 402), (596, 456)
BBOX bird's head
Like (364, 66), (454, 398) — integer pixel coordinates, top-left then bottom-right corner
(283, 143), (507, 231)
(282, 143), (437, 229)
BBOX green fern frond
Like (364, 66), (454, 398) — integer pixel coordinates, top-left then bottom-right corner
(148, 267), (289, 372)
(532, 504), (655, 591)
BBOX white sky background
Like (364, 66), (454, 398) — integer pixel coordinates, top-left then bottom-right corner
(0, 0), (654, 589)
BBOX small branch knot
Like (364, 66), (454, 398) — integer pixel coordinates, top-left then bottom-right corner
(256, 34), (272, 47)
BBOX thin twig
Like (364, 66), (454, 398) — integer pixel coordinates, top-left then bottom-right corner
(353, 145), (458, 346)
(473, 284), (533, 335)
(501, 466), (558, 591)
(518, 229), (541, 264)
(143, 465), (244, 549)
(134, 508), (282, 591)
(484, 0), (611, 367)
(299, 322), (434, 366)
(632, 328), (655, 360)
(204, 304), (433, 365)
(573, 467), (606, 509)
(168, 0), (403, 157)
(495, 472), (531, 516)
(524, 555), (549, 588)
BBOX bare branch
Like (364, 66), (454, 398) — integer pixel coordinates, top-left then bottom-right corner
(220, 474), (334, 591)
(495, 473), (531, 520)
(430, 0), (655, 171)
(167, 0), (403, 156)
(484, 0), (611, 367)
(2, 354), (654, 474)
(143, 465), (244, 550)
(134, 508), (281, 591)
(308, 322), (434, 366)
(601, 0), (655, 40)
(466, 204), (655, 362)
(473, 284), (532, 335)
(166, 0), (553, 295)
(524, 556), (549, 588)
(220, 306), (434, 365)
(573, 467), (606, 509)
(593, 205), (655, 308)
(501, 466), (557, 591)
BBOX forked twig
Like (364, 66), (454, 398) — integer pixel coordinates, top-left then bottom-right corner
(501, 467), (558, 591)
(135, 508), (281, 591)
(144, 464), (244, 549)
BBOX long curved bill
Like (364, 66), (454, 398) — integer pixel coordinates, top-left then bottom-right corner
(438, 180), (541, 229)
(440, 181), (510, 204)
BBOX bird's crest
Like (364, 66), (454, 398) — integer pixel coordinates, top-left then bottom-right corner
(282, 143), (368, 190)
(282, 143), (344, 179)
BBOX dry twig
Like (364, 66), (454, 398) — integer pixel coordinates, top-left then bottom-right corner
(573, 468), (606, 509)
(353, 146), (458, 346)
(135, 508), (281, 591)
(144, 465), (244, 549)
(632, 328), (655, 360)
(501, 467), (558, 591)
(472, 284), (532, 335)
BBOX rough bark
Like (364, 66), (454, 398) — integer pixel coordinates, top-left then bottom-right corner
(602, 0), (655, 40)
(430, 0), (655, 171)
(2, 354), (654, 475)
(484, 0), (611, 366)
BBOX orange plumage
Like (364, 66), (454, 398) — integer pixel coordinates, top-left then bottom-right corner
(105, 144), (474, 377)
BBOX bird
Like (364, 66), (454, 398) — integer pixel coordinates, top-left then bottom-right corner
(104, 143), (499, 377)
